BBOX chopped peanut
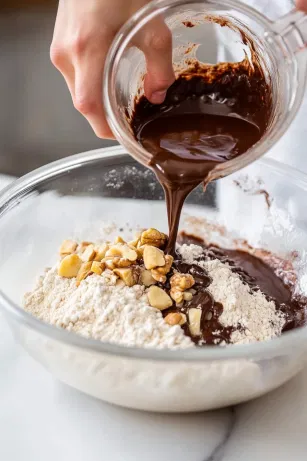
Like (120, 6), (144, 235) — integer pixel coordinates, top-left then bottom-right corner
(147, 286), (173, 310)
(114, 236), (126, 244)
(140, 269), (157, 287)
(113, 267), (138, 287)
(94, 243), (109, 261)
(151, 254), (173, 282)
(81, 244), (96, 262)
(76, 261), (92, 285)
(169, 288), (184, 304)
(106, 244), (138, 262)
(91, 261), (104, 275)
(58, 254), (82, 278)
(59, 240), (78, 256)
(78, 241), (92, 253)
(128, 237), (140, 248)
(143, 245), (165, 270)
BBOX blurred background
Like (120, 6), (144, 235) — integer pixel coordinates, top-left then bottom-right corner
(0, 0), (304, 178)
(0, 0), (117, 176)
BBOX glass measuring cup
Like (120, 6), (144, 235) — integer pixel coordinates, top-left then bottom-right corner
(103, 0), (307, 182)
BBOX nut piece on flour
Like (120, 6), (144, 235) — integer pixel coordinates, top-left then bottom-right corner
(94, 243), (109, 261)
(113, 267), (138, 287)
(91, 261), (104, 275)
(140, 228), (167, 248)
(151, 254), (174, 282)
(140, 269), (157, 287)
(78, 241), (92, 253)
(165, 312), (187, 326)
(59, 240), (78, 256)
(188, 308), (202, 336)
(106, 243), (138, 262)
(128, 237), (140, 248)
(147, 286), (173, 310)
(81, 244), (96, 262)
(114, 236), (126, 244)
(58, 254), (82, 278)
(143, 245), (165, 270)
(76, 261), (92, 285)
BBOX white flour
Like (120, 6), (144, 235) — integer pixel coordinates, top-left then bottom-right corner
(178, 244), (286, 344)
(24, 267), (193, 350)
(24, 243), (286, 348)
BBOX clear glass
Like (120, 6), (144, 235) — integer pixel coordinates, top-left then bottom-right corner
(1, 146), (307, 412)
(104, 0), (307, 181)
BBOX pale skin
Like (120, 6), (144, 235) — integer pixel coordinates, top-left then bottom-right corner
(51, 0), (307, 139)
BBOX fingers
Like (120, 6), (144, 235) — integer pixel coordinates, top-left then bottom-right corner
(137, 18), (175, 104)
(73, 46), (114, 139)
(296, 0), (307, 11)
(51, 9), (114, 139)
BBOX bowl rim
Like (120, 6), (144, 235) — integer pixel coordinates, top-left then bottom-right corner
(1, 145), (307, 362)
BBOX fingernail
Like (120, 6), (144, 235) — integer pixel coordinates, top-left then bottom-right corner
(150, 90), (167, 104)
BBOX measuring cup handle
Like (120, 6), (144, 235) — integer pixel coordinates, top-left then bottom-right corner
(271, 8), (307, 55)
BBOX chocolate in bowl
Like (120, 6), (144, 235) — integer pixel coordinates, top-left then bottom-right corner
(1, 148), (307, 412)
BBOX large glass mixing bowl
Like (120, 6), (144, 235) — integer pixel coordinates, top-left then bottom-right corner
(1, 146), (307, 412)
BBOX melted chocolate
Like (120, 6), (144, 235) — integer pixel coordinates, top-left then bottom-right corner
(169, 233), (306, 344)
(127, 23), (304, 345)
(131, 59), (272, 254)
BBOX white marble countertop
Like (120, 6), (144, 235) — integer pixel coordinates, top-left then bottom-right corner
(2, 288), (307, 461)
(1, 164), (307, 461)
(2, 0), (307, 453)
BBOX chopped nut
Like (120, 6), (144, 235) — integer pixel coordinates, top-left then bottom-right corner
(143, 245), (165, 270)
(113, 267), (138, 287)
(59, 240), (78, 256)
(147, 286), (173, 310)
(106, 244), (138, 262)
(136, 243), (145, 258)
(170, 273), (195, 291)
(114, 236), (126, 244)
(170, 288), (184, 304)
(151, 254), (174, 282)
(104, 258), (116, 270)
(164, 313), (184, 326)
(183, 291), (193, 302)
(81, 244), (96, 262)
(128, 237), (140, 248)
(78, 241), (92, 253)
(76, 261), (92, 285)
(140, 228), (167, 248)
(58, 254), (82, 278)
(91, 261), (104, 275)
(179, 313), (187, 325)
(94, 243), (109, 261)
(113, 257), (133, 268)
(140, 269), (157, 287)
(189, 308), (202, 336)
(151, 271), (167, 284)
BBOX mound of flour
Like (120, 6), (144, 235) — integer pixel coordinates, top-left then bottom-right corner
(24, 267), (193, 350)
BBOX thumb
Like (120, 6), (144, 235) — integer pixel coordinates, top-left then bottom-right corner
(137, 19), (175, 104)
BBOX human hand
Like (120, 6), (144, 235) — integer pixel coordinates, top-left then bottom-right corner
(50, 0), (175, 138)
(297, 0), (307, 11)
